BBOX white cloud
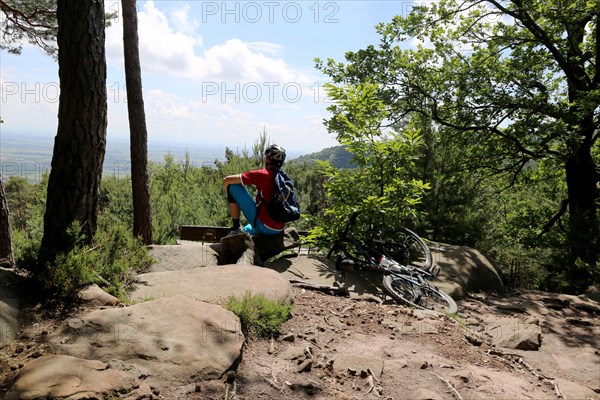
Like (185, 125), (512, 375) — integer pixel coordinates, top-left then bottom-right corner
(246, 42), (284, 56)
(105, 1), (313, 85)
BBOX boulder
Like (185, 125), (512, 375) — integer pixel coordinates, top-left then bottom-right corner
(217, 232), (256, 265)
(5, 354), (154, 400)
(0, 268), (22, 348)
(429, 243), (504, 299)
(214, 228), (301, 266)
(129, 264), (294, 305)
(47, 295), (244, 388)
(490, 321), (542, 350)
(79, 284), (120, 307)
(252, 228), (302, 262)
(147, 242), (219, 272)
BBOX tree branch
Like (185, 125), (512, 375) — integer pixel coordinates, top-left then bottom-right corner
(539, 198), (569, 237)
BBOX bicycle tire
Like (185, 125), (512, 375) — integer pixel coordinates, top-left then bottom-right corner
(376, 226), (432, 271)
(382, 274), (457, 314)
(381, 273), (422, 306)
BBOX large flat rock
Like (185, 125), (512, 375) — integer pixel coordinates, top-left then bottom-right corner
(47, 295), (244, 388)
(129, 264), (295, 305)
(148, 242), (219, 272)
(5, 355), (154, 400)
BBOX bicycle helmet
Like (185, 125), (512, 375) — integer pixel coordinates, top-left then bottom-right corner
(265, 144), (286, 163)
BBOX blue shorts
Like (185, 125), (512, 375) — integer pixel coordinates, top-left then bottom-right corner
(228, 184), (282, 236)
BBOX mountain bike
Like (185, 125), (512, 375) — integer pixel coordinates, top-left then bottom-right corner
(327, 212), (457, 314)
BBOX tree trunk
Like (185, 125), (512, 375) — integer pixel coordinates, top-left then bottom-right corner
(565, 119), (599, 270)
(0, 177), (15, 267)
(122, 0), (152, 245)
(37, 0), (108, 268)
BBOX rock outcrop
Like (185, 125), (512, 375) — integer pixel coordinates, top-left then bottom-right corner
(5, 355), (155, 400)
(129, 264), (295, 305)
(429, 243), (504, 299)
(47, 295), (244, 388)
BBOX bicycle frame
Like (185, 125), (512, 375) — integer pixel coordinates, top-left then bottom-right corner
(329, 213), (458, 314)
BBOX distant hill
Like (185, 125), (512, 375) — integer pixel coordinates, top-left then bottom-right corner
(292, 145), (355, 169)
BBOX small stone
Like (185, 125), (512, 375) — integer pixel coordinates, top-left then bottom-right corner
(465, 333), (483, 346)
(420, 361), (430, 369)
(195, 384), (202, 392)
(297, 359), (312, 373)
(282, 333), (295, 342)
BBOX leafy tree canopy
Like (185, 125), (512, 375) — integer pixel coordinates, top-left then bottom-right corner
(317, 0), (599, 266)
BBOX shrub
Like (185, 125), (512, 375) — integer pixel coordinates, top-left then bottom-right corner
(226, 291), (293, 337)
(42, 223), (154, 300)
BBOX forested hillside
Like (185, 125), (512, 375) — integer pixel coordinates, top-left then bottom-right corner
(292, 146), (354, 169)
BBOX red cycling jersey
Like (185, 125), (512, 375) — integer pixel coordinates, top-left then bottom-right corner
(241, 168), (286, 231)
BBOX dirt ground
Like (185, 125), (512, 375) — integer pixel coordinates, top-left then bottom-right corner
(1, 274), (599, 400)
(157, 287), (599, 400)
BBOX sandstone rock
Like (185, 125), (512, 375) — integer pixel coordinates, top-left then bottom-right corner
(556, 378), (600, 400)
(129, 264), (294, 305)
(0, 268), (21, 348)
(147, 242), (219, 272)
(429, 243), (504, 299)
(218, 232), (255, 265)
(410, 387), (444, 400)
(47, 295), (244, 388)
(252, 228), (301, 262)
(5, 354), (154, 400)
(490, 322), (542, 350)
(277, 346), (306, 361)
(79, 284), (120, 307)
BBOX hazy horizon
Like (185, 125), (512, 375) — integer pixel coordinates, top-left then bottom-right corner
(0, 130), (316, 182)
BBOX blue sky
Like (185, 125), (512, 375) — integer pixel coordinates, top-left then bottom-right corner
(0, 1), (413, 154)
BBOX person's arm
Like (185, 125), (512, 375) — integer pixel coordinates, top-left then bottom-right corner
(223, 174), (242, 191)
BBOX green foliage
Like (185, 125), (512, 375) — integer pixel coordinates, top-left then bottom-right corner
(5, 175), (46, 268)
(308, 82), (430, 249)
(226, 291), (293, 337)
(99, 174), (133, 229)
(315, 0), (599, 291)
(149, 153), (225, 243)
(42, 222), (154, 299)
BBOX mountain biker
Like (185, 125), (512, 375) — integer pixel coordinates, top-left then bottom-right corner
(222, 144), (287, 236)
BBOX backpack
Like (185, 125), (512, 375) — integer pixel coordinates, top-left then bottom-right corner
(258, 169), (301, 223)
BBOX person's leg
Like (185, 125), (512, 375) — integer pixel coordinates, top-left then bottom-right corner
(228, 202), (241, 229)
(227, 184), (257, 230)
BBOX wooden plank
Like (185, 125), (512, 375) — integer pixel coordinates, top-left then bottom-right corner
(180, 225), (231, 242)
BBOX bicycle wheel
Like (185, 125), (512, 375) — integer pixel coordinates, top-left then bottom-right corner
(381, 274), (422, 307)
(382, 274), (457, 314)
(418, 281), (457, 314)
(376, 226), (432, 271)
